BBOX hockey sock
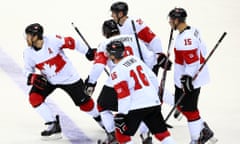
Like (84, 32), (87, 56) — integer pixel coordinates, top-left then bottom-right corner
(100, 110), (115, 133)
(35, 103), (55, 122)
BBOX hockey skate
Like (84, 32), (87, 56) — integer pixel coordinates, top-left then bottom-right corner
(41, 115), (62, 140)
(140, 132), (153, 144)
(97, 131), (118, 144)
(190, 122), (218, 144)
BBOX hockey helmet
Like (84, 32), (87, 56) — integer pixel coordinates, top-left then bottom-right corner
(110, 1), (128, 16)
(102, 19), (120, 38)
(106, 40), (125, 59)
(25, 23), (43, 39)
(168, 8), (187, 22)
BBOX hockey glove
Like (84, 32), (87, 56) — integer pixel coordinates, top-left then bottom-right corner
(180, 75), (194, 93)
(84, 76), (97, 96)
(85, 48), (97, 61)
(157, 53), (172, 70)
(27, 73), (48, 90)
(114, 113), (128, 134)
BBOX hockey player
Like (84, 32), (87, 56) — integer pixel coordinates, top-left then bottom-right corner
(110, 1), (171, 76)
(85, 19), (167, 144)
(23, 23), (104, 139)
(168, 8), (217, 144)
(106, 40), (176, 144)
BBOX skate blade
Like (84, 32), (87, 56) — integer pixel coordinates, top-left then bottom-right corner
(41, 133), (62, 141)
(206, 137), (218, 144)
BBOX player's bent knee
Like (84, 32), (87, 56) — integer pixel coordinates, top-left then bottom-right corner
(155, 130), (170, 141)
(29, 92), (44, 107)
(79, 97), (94, 112)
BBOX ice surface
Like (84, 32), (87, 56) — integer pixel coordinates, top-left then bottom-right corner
(0, 0), (239, 143)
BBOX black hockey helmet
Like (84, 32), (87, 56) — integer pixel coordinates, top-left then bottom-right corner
(106, 40), (125, 59)
(25, 23), (43, 39)
(102, 19), (120, 38)
(110, 1), (128, 16)
(168, 8), (187, 22)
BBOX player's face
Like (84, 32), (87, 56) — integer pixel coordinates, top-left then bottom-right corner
(111, 12), (118, 23)
(25, 34), (38, 47)
(168, 18), (178, 30)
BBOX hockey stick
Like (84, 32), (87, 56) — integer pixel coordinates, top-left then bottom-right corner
(164, 32), (227, 122)
(131, 20), (144, 62)
(71, 22), (110, 76)
(159, 29), (174, 100)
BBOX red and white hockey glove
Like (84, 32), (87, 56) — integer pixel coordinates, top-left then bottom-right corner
(27, 73), (48, 90)
(114, 113), (128, 134)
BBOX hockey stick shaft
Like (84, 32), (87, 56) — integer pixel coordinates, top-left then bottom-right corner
(71, 22), (110, 76)
(131, 20), (144, 62)
(164, 32), (227, 122)
(159, 29), (174, 99)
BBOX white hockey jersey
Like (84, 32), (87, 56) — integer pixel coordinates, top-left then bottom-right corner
(88, 34), (156, 84)
(118, 17), (163, 54)
(23, 34), (89, 85)
(110, 55), (161, 114)
(174, 26), (210, 88)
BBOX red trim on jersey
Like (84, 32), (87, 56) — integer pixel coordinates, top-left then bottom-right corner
(137, 26), (155, 43)
(36, 54), (66, 73)
(61, 36), (75, 49)
(174, 48), (199, 65)
(155, 130), (170, 141)
(94, 52), (108, 65)
(200, 52), (205, 64)
(114, 81), (130, 99)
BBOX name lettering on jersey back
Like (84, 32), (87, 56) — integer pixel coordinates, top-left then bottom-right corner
(113, 37), (133, 43)
(123, 58), (137, 67)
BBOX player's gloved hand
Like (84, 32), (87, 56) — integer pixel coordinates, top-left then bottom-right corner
(180, 75), (194, 93)
(27, 73), (48, 90)
(157, 53), (172, 70)
(114, 113), (128, 134)
(85, 48), (97, 61)
(84, 76), (97, 96)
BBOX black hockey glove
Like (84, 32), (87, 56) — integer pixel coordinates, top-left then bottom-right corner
(27, 73), (48, 90)
(85, 48), (97, 61)
(114, 113), (128, 134)
(180, 75), (194, 93)
(84, 76), (97, 96)
(157, 53), (172, 70)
